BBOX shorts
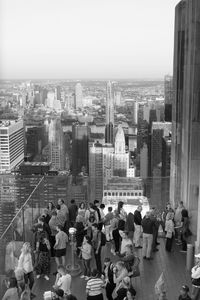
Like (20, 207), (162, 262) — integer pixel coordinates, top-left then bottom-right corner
(55, 248), (66, 257)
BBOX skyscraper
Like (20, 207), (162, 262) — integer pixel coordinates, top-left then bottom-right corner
(0, 119), (24, 173)
(113, 124), (129, 177)
(89, 141), (103, 202)
(48, 118), (65, 170)
(75, 83), (83, 109)
(170, 0), (200, 238)
(164, 75), (173, 122)
(105, 81), (114, 144)
(72, 124), (90, 178)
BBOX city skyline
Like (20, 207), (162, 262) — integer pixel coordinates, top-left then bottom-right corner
(0, 0), (180, 80)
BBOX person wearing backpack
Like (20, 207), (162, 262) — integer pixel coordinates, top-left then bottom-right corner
(92, 223), (103, 274)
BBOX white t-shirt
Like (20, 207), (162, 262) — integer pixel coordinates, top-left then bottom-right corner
(57, 274), (71, 295)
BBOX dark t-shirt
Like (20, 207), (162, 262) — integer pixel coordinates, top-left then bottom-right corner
(178, 295), (191, 300)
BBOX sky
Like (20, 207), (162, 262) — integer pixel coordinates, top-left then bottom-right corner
(0, 0), (180, 80)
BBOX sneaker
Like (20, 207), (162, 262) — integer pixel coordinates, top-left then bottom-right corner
(36, 275), (40, 279)
(44, 275), (49, 280)
(80, 275), (85, 279)
(84, 276), (89, 280)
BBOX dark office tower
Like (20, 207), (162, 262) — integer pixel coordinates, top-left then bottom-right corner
(56, 86), (61, 101)
(26, 126), (44, 158)
(164, 75), (173, 121)
(149, 109), (157, 127)
(170, 0), (200, 237)
(105, 81), (114, 144)
(72, 124), (91, 178)
(151, 129), (163, 176)
(137, 104), (148, 154)
(41, 88), (48, 105)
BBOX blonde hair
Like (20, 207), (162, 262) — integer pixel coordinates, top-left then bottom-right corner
(22, 242), (31, 254)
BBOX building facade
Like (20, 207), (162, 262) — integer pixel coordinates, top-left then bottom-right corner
(170, 0), (200, 243)
(0, 119), (24, 173)
(75, 83), (83, 109)
(72, 124), (90, 178)
(48, 119), (65, 170)
(105, 81), (114, 144)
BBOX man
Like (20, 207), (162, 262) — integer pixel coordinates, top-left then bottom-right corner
(86, 269), (104, 300)
(92, 223), (102, 273)
(93, 200), (101, 223)
(56, 205), (66, 228)
(150, 207), (160, 252)
(133, 205), (142, 248)
(68, 199), (78, 227)
(58, 199), (69, 221)
(104, 207), (114, 242)
(178, 285), (191, 300)
(141, 211), (155, 260)
(54, 225), (68, 267)
(53, 265), (71, 296)
(103, 257), (116, 300)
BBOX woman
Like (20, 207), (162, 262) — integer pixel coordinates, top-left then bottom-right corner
(191, 253), (200, 300)
(180, 209), (191, 252)
(115, 202), (127, 221)
(114, 276), (131, 300)
(113, 261), (128, 289)
(123, 287), (137, 300)
(120, 231), (133, 255)
(113, 218), (125, 255)
(119, 244), (135, 274)
(86, 269), (104, 300)
(165, 212), (175, 252)
(75, 214), (85, 256)
(80, 235), (92, 279)
(47, 202), (55, 216)
(78, 202), (86, 224)
(2, 277), (19, 300)
(17, 242), (35, 297)
(35, 225), (51, 280)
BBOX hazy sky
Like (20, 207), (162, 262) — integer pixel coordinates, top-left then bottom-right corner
(0, 0), (180, 79)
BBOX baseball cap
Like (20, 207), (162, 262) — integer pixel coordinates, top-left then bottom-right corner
(181, 285), (189, 292)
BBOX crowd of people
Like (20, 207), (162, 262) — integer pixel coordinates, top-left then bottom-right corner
(2, 198), (198, 300)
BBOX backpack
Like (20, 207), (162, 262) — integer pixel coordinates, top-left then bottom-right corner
(100, 232), (106, 246)
(89, 210), (96, 223)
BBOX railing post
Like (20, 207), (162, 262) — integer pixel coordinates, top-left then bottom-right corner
(22, 206), (25, 242)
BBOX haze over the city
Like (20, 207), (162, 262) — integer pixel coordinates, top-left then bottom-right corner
(0, 0), (180, 80)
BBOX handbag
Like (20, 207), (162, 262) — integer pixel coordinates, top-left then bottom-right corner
(131, 256), (140, 277)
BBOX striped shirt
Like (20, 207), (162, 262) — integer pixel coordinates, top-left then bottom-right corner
(86, 277), (104, 296)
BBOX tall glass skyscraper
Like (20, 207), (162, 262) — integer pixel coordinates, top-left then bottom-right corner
(105, 81), (114, 144)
